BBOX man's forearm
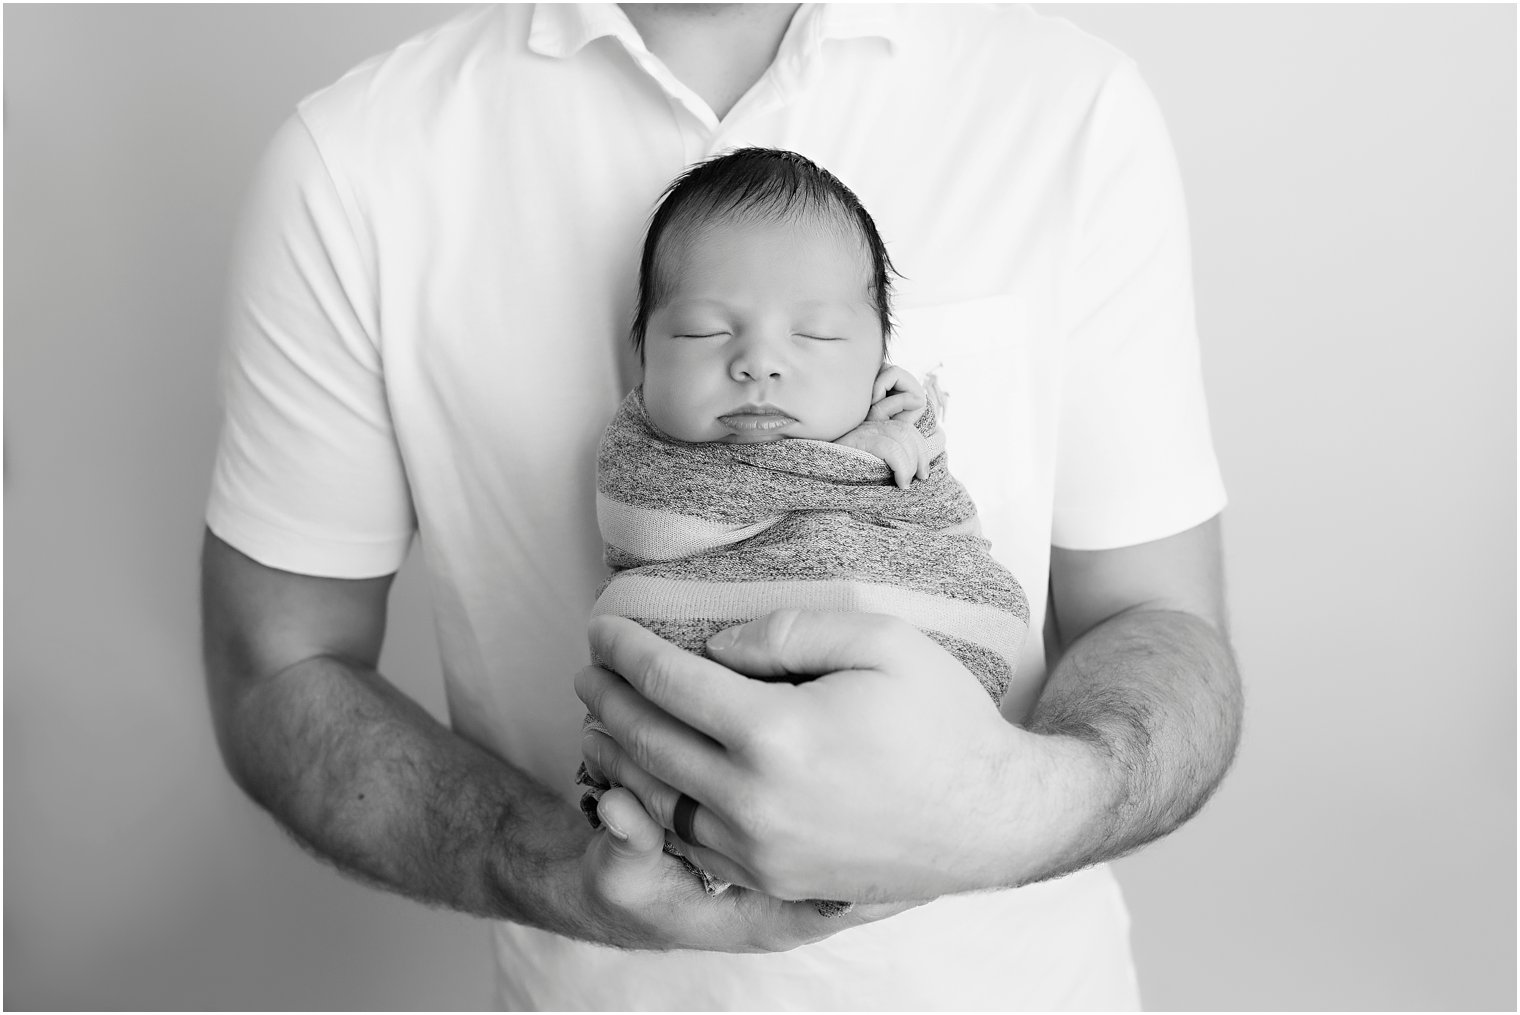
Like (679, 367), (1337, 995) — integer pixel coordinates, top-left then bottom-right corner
(215, 652), (592, 930)
(1023, 606), (1243, 879)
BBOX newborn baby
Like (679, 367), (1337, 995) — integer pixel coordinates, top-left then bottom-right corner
(578, 148), (1030, 915)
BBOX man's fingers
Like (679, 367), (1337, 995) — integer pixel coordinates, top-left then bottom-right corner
(705, 609), (919, 681)
(585, 733), (760, 891)
(593, 786), (666, 856)
(575, 660), (734, 804)
(582, 730), (728, 851)
(584, 788), (752, 922)
(584, 616), (765, 746)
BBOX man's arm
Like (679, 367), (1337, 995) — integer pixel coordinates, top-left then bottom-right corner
(201, 529), (589, 921)
(202, 529), (907, 949)
(1029, 512), (1242, 874)
(576, 515), (1241, 902)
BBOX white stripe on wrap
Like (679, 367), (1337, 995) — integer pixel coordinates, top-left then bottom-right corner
(596, 491), (781, 562)
(592, 576), (1025, 666)
(879, 514), (983, 538)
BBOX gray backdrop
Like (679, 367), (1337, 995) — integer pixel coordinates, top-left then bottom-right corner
(5, 4), (1515, 1010)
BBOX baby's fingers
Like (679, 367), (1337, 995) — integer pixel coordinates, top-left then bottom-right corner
(870, 442), (916, 489)
(871, 364), (916, 402)
(866, 390), (927, 423)
(868, 366), (927, 422)
(874, 432), (921, 489)
(834, 429), (911, 488)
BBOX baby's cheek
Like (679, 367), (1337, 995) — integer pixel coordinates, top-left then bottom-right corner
(819, 381), (878, 442)
(644, 378), (710, 442)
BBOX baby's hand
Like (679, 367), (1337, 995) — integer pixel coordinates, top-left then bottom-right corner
(864, 364), (927, 424)
(834, 365), (930, 489)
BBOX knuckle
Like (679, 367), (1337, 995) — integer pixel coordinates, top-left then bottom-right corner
(653, 785), (680, 828)
(584, 732), (619, 782)
(622, 716), (662, 771)
(590, 616), (625, 667)
(635, 649), (676, 706)
(573, 665), (605, 711)
(746, 847), (803, 905)
(760, 608), (803, 653)
(742, 708), (805, 765)
(729, 789), (776, 842)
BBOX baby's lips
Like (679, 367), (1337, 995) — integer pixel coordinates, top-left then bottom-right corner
(717, 410), (797, 432)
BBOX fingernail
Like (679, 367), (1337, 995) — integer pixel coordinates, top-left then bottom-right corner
(708, 627), (738, 651)
(597, 802), (629, 841)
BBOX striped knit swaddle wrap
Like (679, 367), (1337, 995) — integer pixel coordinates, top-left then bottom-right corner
(578, 386), (1030, 912)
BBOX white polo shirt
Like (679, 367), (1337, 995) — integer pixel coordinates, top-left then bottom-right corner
(209, 4), (1226, 1009)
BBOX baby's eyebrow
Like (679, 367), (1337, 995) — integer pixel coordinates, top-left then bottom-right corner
(664, 297), (734, 312)
(663, 297), (871, 315)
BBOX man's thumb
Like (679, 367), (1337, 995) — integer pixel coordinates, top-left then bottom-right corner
(595, 787), (667, 862)
(705, 609), (900, 681)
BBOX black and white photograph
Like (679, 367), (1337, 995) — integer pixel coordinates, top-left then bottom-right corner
(4, 4), (1514, 1010)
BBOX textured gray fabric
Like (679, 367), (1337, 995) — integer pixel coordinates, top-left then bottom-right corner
(579, 386), (1030, 914)
(593, 387), (1029, 696)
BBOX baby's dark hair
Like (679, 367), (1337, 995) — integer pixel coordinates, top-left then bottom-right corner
(630, 147), (899, 355)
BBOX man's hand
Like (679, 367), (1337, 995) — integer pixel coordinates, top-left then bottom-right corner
(577, 784), (920, 951)
(579, 517), (1242, 905)
(833, 364), (930, 488)
(576, 611), (1110, 903)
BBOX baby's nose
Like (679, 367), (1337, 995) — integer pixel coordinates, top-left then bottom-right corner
(729, 338), (785, 381)
(732, 361), (783, 381)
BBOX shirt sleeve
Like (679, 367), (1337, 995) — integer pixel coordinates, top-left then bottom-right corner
(205, 113), (415, 578)
(1051, 59), (1228, 551)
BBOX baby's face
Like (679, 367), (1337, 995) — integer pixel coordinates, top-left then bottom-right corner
(642, 217), (883, 444)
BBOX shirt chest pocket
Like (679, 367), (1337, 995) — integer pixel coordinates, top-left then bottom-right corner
(892, 292), (1025, 444)
(886, 293), (1058, 538)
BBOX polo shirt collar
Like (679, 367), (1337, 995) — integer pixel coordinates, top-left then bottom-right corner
(527, 4), (905, 60)
(527, 3), (637, 59)
(811, 3), (905, 51)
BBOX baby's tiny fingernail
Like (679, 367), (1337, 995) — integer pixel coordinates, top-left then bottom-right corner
(708, 627), (739, 651)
